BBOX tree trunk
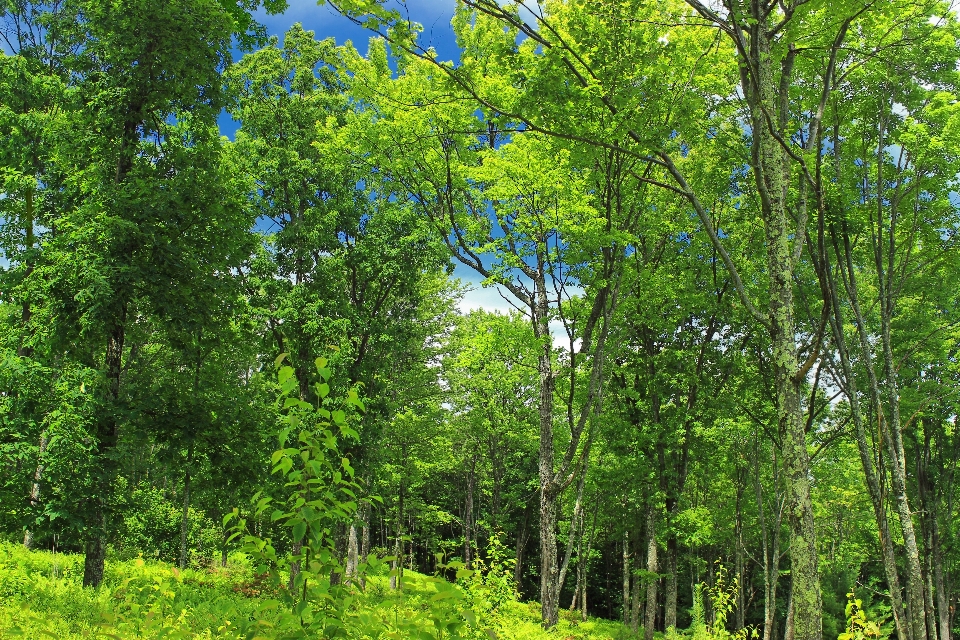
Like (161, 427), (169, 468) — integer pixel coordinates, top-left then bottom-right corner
(631, 529), (642, 634)
(735, 477), (746, 631)
(825, 248), (910, 640)
(644, 503), (659, 640)
(836, 220), (927, 640)
(785, 586), (795, 640)
(880, 323), (929, 640)
(178, 443), (194, 570)
(515, 501), (531, 585)
(535, 286), (561, 626)
(932, 513), (950, 640)
(665, 536), (679, 630)
(749, 20), (823, 638)
(623, 530), (632, 625)
(83, 533), (106, 589)
(83, 316), (125, 588)
(20, 188), (40, 550)
(23, 433), (48, 550)
(464, 454), (476, 569)
(346, 524), (359, 581)
(288, 541), (302, 592)
(557, 449), (590, 598)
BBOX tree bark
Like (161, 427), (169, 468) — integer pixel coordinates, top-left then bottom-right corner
(83, 315), (125, 588)
(464, 454), (476, 569)
(750, 20), (822, 640)
(515, 501), (531, 585)
(644, 503), (659, 640)
(23, 433), (48, 550)
(825, 247), (910, 640)
(623, 530), (632, 625)
(346, 523), (359, 581)
(178, 446), (192, 570)
(665, 536), (679, 630)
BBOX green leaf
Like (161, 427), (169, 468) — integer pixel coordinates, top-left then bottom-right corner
(292, 520), (307, 543)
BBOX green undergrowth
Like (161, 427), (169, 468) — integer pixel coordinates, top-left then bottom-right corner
(0, 542), (631, 639)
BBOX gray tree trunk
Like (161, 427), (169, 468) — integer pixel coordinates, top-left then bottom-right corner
(665, 537), (678, 630)
(623, 531), (632, 625)
(644, 504), (659, 640)
(23, 433), (48, 550)
(346, 524), (359, 581)
(178, 460), (191, 570)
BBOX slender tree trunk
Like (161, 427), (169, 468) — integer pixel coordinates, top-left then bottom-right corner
(360, 502), (370, 589)
(785, 586), (795, 640)
(83, 315), (125, 588)
(23, 433), (48, 550)
(288, 541), (302, 591)
(20, 187), (40, 551)
(361, 504), (370, 560)
(623, 531), (632, 625)
(756, 431), (782, 640)
(735, 477), (746, 631)
(644, 503), (659, 640)
(557, 448), (590, 598)
(665, 536), (679, 630)
(836, 221), (927, 640)
(932, 515), (950, 640)
(178, 444), (193, 569)
(535, 290), (561, 625)
(515, 501), (531, 584)
(464, 454), (476, 569)
(345, 523), (359, 580)
(825, 248), (910, 640)
(881, 321), (929, 640)
(631, 527), (642, 634)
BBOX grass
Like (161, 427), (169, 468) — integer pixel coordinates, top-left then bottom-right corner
(0, 541), (634, 639)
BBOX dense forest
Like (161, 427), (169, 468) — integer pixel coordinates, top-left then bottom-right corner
(2, 0), (960, 639)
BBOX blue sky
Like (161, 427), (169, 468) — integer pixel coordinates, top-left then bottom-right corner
(218, 0), (460, 138)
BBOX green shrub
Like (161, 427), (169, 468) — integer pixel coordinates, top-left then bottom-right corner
(116, 485), (219, 564)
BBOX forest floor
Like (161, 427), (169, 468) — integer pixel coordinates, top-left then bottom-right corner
(0, 541), (633, 639)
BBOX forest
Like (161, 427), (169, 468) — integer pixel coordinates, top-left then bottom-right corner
(1, 0), (959, 639)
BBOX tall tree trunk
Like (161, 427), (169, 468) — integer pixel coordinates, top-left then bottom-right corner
(756, 430), (783, 640)
(735, 476), (746, 631)
(825, 244), (910, 640)
(665, 536), (679, 630)
(623, 530), (632, 625)
(20, 187), (41, 550)
(515, 501), (531, 585)
(360, 502), (370, 589)
(749, 21), (822, 639)
(835, 221), (927, 640)
(631, 525), (642, 634)
(535, 288), (561, 625)
(464, 454), (476, 569)
(557, 445), (591, 598)
(178, 444), (193, 570)
(83, 315), (125, 588)
(23, 433), (47, 550)
(346, 524), (359, 580)
(644, 503), (659, 640)
(932, 516), (950, 640)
